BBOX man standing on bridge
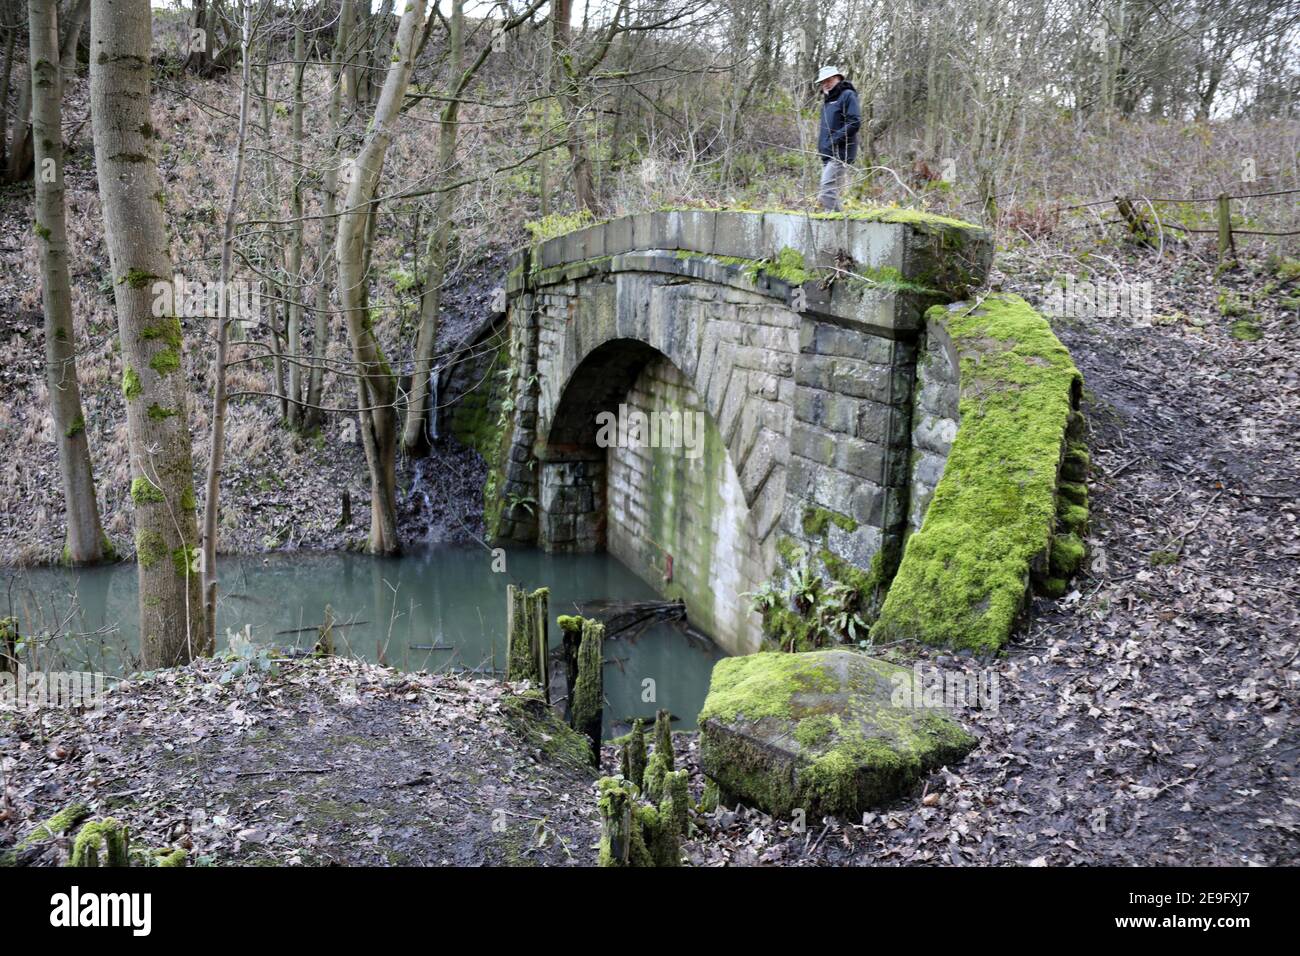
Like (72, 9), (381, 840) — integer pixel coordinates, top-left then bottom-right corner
(816, 66), (861, 212)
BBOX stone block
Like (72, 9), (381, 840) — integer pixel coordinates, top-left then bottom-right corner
(699, 650), (976, 819)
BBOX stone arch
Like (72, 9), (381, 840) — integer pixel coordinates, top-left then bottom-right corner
(538, 337), (769, 652)
(486, 209), (1000, 655)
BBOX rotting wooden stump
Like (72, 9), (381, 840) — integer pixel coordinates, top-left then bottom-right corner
(571, 617), (604, 765)
(596, 772), (689, 867)
(557, 613), (583, 709)
(622, 718), (647, 790)
(653, 707), (674, 770)
(69, 818), (130, 867)
(505, 584), (549, 701)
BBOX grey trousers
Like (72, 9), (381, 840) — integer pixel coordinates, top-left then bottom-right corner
(818, 159), (847, 211)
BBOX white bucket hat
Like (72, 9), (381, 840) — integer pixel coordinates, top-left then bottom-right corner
(815, 66), (843, 85)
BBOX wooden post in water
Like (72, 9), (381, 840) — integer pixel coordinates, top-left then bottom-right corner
(558, 614), (582, 715)
(505, 586), (549, 696)
(571, 618), (604, 765)
(530, 587), (549, 703)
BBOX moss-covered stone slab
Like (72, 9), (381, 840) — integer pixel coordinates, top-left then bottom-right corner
(873, 293), (1084, 651)
(697, 650), (975, 818)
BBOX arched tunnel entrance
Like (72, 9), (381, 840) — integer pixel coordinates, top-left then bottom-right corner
(538, 339), (765, 648)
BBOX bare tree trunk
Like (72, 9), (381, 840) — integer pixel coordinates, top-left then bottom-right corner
(400, 0), (463, 455)
(7, 65), (33, 182)
(0, 27), (14, 174)
(285, 21), (306, 427)
(552, 0), (598, 213)
(335, 0), (425, 555)
(91, 0), (206, 666)
(30, 0), (107, 565)
(200, 0), (253, 655)
(185, 0), (210, 75)
(303, 0), (353, 432)
(59, 0), (89, 76)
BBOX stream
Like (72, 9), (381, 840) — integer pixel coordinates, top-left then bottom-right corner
(2, 547), (724, 734)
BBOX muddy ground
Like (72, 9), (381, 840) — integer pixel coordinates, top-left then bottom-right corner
(2, 657), (599, 866)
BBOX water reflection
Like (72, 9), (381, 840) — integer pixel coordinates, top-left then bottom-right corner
(3, 547), (724, 732)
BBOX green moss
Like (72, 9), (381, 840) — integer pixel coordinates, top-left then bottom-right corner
(141, 317), (182, 350)
(524, 209), (597, 242)
(172, 545), (199, 577)
(17, 804), (90, 849)
(801, 506), (858, 537)
(1057, 500), (1089, 536)
(1230, 319), (1262, 341)
(873, 294), (1082, 651)
(151, 848), (187, 867)
(130, 476), (165, 505)
(698, 652), (839, 724)
(775, 536), (804, 565)
(794, 713), (835, 747)
(149, 347), (180, 375)
(34, 222), (52, 241)
(121, 268), (158, 289)
(64, 414), (85, 438)
(698, 651), (977, 818)
(1148, 550), (1179, 567)
(69, 818), (130, 867)
(1050, 532), (1086, 575)
(1038, 577), (1069, 598)
(1059, 481), (1088, 507)
(147, 403), (177, 421)
(135, 529), (166, 570)
(122, 367), (142, 399)
(499, 689), (595, 772)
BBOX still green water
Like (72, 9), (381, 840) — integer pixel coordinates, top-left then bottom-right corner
(2, 547), (724, 733)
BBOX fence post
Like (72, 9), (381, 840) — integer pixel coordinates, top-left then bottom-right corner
(1217, 193), (1235, 264)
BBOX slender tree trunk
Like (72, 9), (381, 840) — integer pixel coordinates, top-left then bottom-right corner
(7, 65), (33, 182)
(400, 0), (463, 455)
(303, 0), (352, 431)
(59, 0), (89, 76)
(91, 0), (206, 666)
(185, 0), (210, 75)
(0, 27), (15, 174)
(30, 0), (106, 565)
(200, 0), (253, 655)
(335, 0), (425, 555)
(552, 0), (598, 213)
(285, 22), (306, 426)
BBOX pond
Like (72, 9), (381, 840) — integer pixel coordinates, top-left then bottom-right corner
(1, 547), (725, 735)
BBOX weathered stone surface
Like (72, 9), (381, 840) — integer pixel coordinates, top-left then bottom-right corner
(481, 209), (1015, 655)
(698, 650), (976, 818)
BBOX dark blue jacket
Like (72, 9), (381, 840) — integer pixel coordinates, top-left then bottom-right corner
(817, 80), (861, 163)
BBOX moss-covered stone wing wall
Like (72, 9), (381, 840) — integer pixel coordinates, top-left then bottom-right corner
(872, 293), (1086, 652)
